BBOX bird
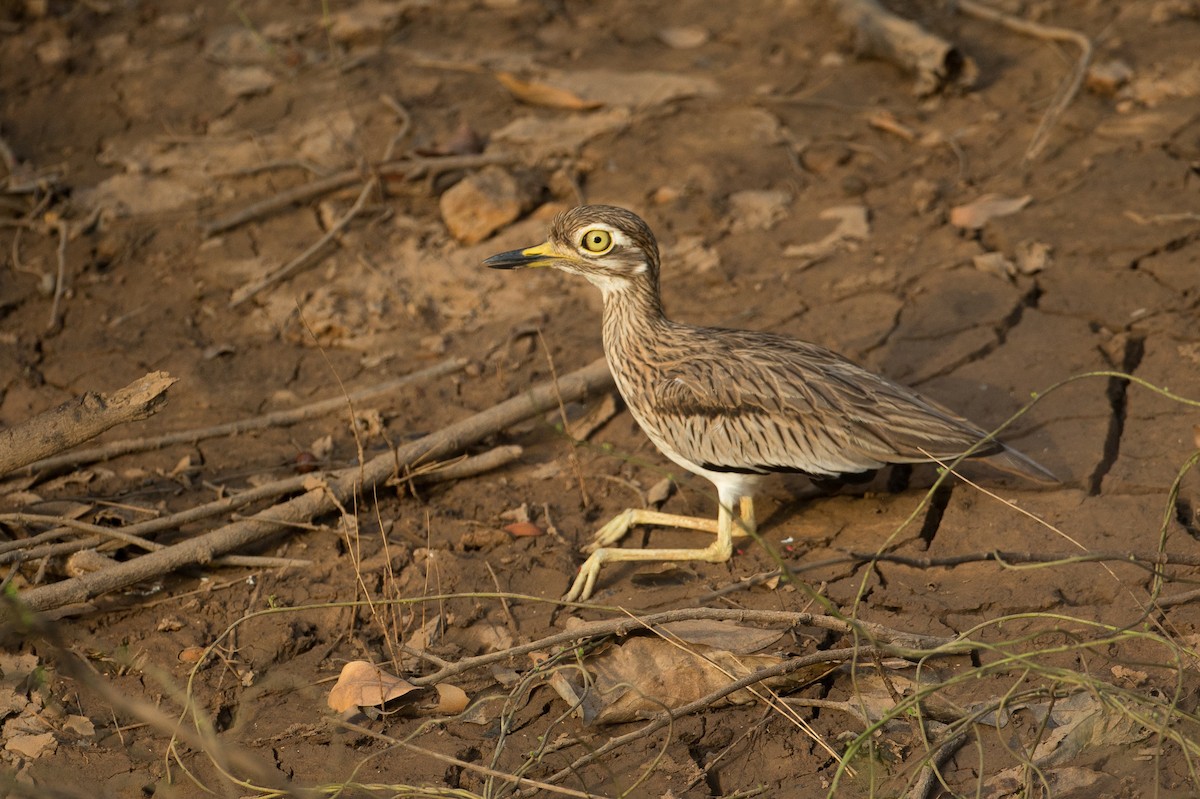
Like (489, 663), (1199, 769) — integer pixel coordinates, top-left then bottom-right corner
(484, 204), (1056, 601)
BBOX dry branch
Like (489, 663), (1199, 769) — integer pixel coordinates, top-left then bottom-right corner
(15, 358), (614, 612)
(228, 176), (378, 308)
(956, 0), (1093, 163)
(0, 372), (177, 477)
(13, 358), (464, 477)
(201, 151), (520, 236)
(830, 0), (975, 95)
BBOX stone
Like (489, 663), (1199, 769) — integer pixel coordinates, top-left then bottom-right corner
(439, 166), (525, 245)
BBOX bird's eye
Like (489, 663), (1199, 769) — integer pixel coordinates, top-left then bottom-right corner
(580, 229), (613, 254)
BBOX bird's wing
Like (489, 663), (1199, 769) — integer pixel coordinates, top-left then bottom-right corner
(647, 331), (1000, 477)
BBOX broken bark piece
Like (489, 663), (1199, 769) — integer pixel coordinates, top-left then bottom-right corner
(0, 372), (177, 477)
(829, 0), (976, 95)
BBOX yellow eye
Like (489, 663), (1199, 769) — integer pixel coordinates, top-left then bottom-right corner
(580, 229), (613, 254)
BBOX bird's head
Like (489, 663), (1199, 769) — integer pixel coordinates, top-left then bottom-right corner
(484, 205), (660, 295)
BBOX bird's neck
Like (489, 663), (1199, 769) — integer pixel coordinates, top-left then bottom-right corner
(599, 273), (666, 331)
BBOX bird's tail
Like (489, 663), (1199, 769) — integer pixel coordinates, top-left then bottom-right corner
(977, 444), (1060, 485)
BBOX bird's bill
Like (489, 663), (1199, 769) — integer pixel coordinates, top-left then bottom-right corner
(483, 241), (559, 269)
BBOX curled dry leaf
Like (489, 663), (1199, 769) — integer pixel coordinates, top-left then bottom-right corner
(329, 661), (418, 712)
(1193, 424), (1200, 451)
(495, 72), (602, 111)
(549, 635), (832, 724)
(434, 683), (469, 714)
(328, 660), (470, 715)
(948, 193), (1032, 230)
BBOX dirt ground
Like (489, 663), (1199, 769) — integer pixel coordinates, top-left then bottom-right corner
(2, 0), (1200, 797)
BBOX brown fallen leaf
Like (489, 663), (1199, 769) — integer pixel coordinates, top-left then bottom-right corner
(503, 521), (544, 537)
(328, 660), (420, 713)
(549, 635), (832, 724)
(434, 683), (469, 714)
(495, 72), (603, 111)
(328, 660), (470, 716)
(948, 193), (1032, 230)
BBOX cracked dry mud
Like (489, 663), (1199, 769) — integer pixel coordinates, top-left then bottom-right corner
(2, 1), (1199, 797)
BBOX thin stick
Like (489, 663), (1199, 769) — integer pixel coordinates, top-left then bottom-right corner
(0, 372), (178, 477)
(45, 217), (68, 331)
(15, 358), (614, 612)
(202, 152), (519, 236)
(337, 720), (595, 799)
(229, 176), (378, 307)
(0, 514), (309, 570)
(956, 0), (1093, 163)
(407, 445), (524, 485)
(14, 358), (464, 477)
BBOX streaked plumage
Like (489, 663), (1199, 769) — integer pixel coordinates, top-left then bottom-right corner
(485, 205), (1055, 601)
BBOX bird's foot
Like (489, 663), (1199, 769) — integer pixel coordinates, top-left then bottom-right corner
(563, 550), (607, 602)
(583, 509), (639, 553)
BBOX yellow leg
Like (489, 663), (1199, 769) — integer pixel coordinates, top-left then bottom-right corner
(564, 497), (756, 602)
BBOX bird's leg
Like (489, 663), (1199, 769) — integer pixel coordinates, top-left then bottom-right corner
(586, 497), (756, 553)
(737, 496), (756, 537)
(564, 499), (738, 602)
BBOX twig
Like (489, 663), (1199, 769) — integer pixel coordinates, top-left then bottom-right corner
(46, 216), (68, 332)
(201, 151), (519, 236)
(404, 445), (524, 485)
(379, 94), (413, 163)
(905, 729), (971, 799)
(838, 548), (1199, 571)
(229, 175), (378, 308)
(956, 0), (1093, 163)
(1153, 586), (1200, 610)
(202, 169), (363, 236)
(0, 372), (178, 477)
(14, 358), (464, 477)
(337, 719), (594, 799)
(14, 358), (614, 612)
(0, 513), (309, 571)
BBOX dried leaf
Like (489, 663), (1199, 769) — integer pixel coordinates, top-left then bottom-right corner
(495, 72), (602, 110)
(327, 660), (419, 712)
(434, 683), (469, 713)
(503, 521), (544, 537)
(646, 477), (674, 506)
(948, 193), (1032, 230)
(555, 635), (832, 724)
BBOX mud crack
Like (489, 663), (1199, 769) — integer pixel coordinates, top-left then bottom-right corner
(1086, 334), (1146, 496)
(917, 482), (954, 548)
